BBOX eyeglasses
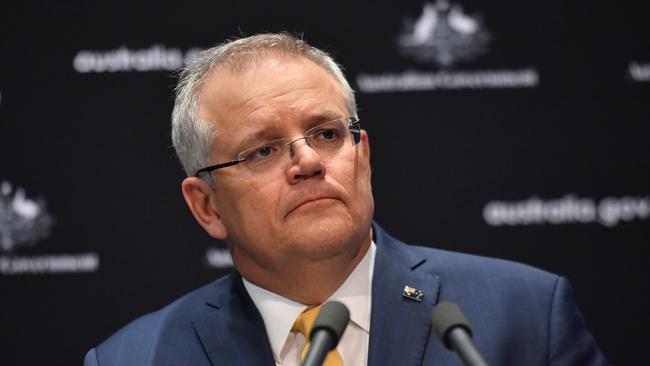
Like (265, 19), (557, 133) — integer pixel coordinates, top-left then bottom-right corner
(194, 116), (361, 177)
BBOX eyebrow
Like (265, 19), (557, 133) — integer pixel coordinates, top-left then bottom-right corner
(234, 112), (346, 152)
(235, 128), (281, 153)
(308, 111), (345, 126)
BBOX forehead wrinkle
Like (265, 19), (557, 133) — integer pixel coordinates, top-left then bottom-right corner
(234, 81), (335, 115)
(219, 84), (345, 137)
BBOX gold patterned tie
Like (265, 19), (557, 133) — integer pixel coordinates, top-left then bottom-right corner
(292, 306), (344, 366)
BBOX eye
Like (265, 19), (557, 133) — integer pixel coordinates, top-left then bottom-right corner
(315, 128), (339, 141)
(244, 143), (281, 162)
(257, 146), (273, 157)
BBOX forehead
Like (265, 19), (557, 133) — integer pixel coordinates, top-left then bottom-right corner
(197, 55), (348, 135)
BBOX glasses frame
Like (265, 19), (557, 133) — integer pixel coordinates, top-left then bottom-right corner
(194, 116), (361, 177)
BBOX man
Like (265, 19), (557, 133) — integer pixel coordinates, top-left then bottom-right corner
(85, 33), (607, 365)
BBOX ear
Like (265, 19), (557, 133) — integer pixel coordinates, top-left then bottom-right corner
(360, 129), (371, 160)
(357, 129), (372, 181)
(181, 177), (228, 240)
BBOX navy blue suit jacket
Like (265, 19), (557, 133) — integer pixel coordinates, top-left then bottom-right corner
(85, 224), (607, 365)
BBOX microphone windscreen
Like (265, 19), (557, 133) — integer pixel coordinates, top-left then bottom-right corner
(430, 302), (473, 349)
(311, 301), (350, 346)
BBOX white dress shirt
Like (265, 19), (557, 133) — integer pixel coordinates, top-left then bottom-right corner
(243, 241), (376, 366)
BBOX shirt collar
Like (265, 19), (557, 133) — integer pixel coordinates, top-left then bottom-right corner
(242, 241), (376, 362)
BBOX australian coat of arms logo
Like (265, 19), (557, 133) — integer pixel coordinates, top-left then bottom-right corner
(0, 181), (54, 253)
(398, 0), (491, 67)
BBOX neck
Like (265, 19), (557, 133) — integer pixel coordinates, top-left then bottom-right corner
(237, 232), (372, 305)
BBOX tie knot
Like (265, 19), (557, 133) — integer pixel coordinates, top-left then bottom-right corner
(290, 305), (344, 365)
(291, 305), (322, 339)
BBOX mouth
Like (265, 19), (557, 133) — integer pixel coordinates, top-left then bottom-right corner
(286, 196), (340, 217)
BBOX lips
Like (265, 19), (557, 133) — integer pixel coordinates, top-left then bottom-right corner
(296, 197), (337, 209)
(285, 193), (342, 217)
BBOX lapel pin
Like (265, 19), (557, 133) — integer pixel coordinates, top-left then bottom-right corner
(403, 285), (424, 302)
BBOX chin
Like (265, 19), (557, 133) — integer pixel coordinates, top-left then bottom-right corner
(284, 216), (366, 257)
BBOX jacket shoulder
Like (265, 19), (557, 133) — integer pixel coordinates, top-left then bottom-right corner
(411, 243), (558, 284)
(376, 224), (559, 287)
(410, 243), (562, 308)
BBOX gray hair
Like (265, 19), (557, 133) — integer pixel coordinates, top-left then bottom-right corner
(171, 33), (357, 185)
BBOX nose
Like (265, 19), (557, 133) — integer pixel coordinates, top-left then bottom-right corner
(287, 136), (309, 159)
(286, 139), (325, 183)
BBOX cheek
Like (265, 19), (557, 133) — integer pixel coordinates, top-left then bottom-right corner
(351, 155), (374, 207)
(230, 176), (283, 215)
(350, 151), (372, 187)
(329, 153), (372, 203)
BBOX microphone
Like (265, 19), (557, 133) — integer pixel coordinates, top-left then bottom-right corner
(431, 302), (489, 366)
(301, 301), (350, 366)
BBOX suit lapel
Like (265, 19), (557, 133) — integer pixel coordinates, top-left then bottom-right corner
(192, 274), (275, 366)
(368, 225), (441, 366)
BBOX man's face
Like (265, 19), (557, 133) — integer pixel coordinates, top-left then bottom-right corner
(195, 55), (374, 273)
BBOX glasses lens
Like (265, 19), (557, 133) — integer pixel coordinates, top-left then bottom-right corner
(307, 119), (349, 153)
(240, 139), (285, 171)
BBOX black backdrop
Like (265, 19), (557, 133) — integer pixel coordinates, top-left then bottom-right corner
(1, 1), (648, 365)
